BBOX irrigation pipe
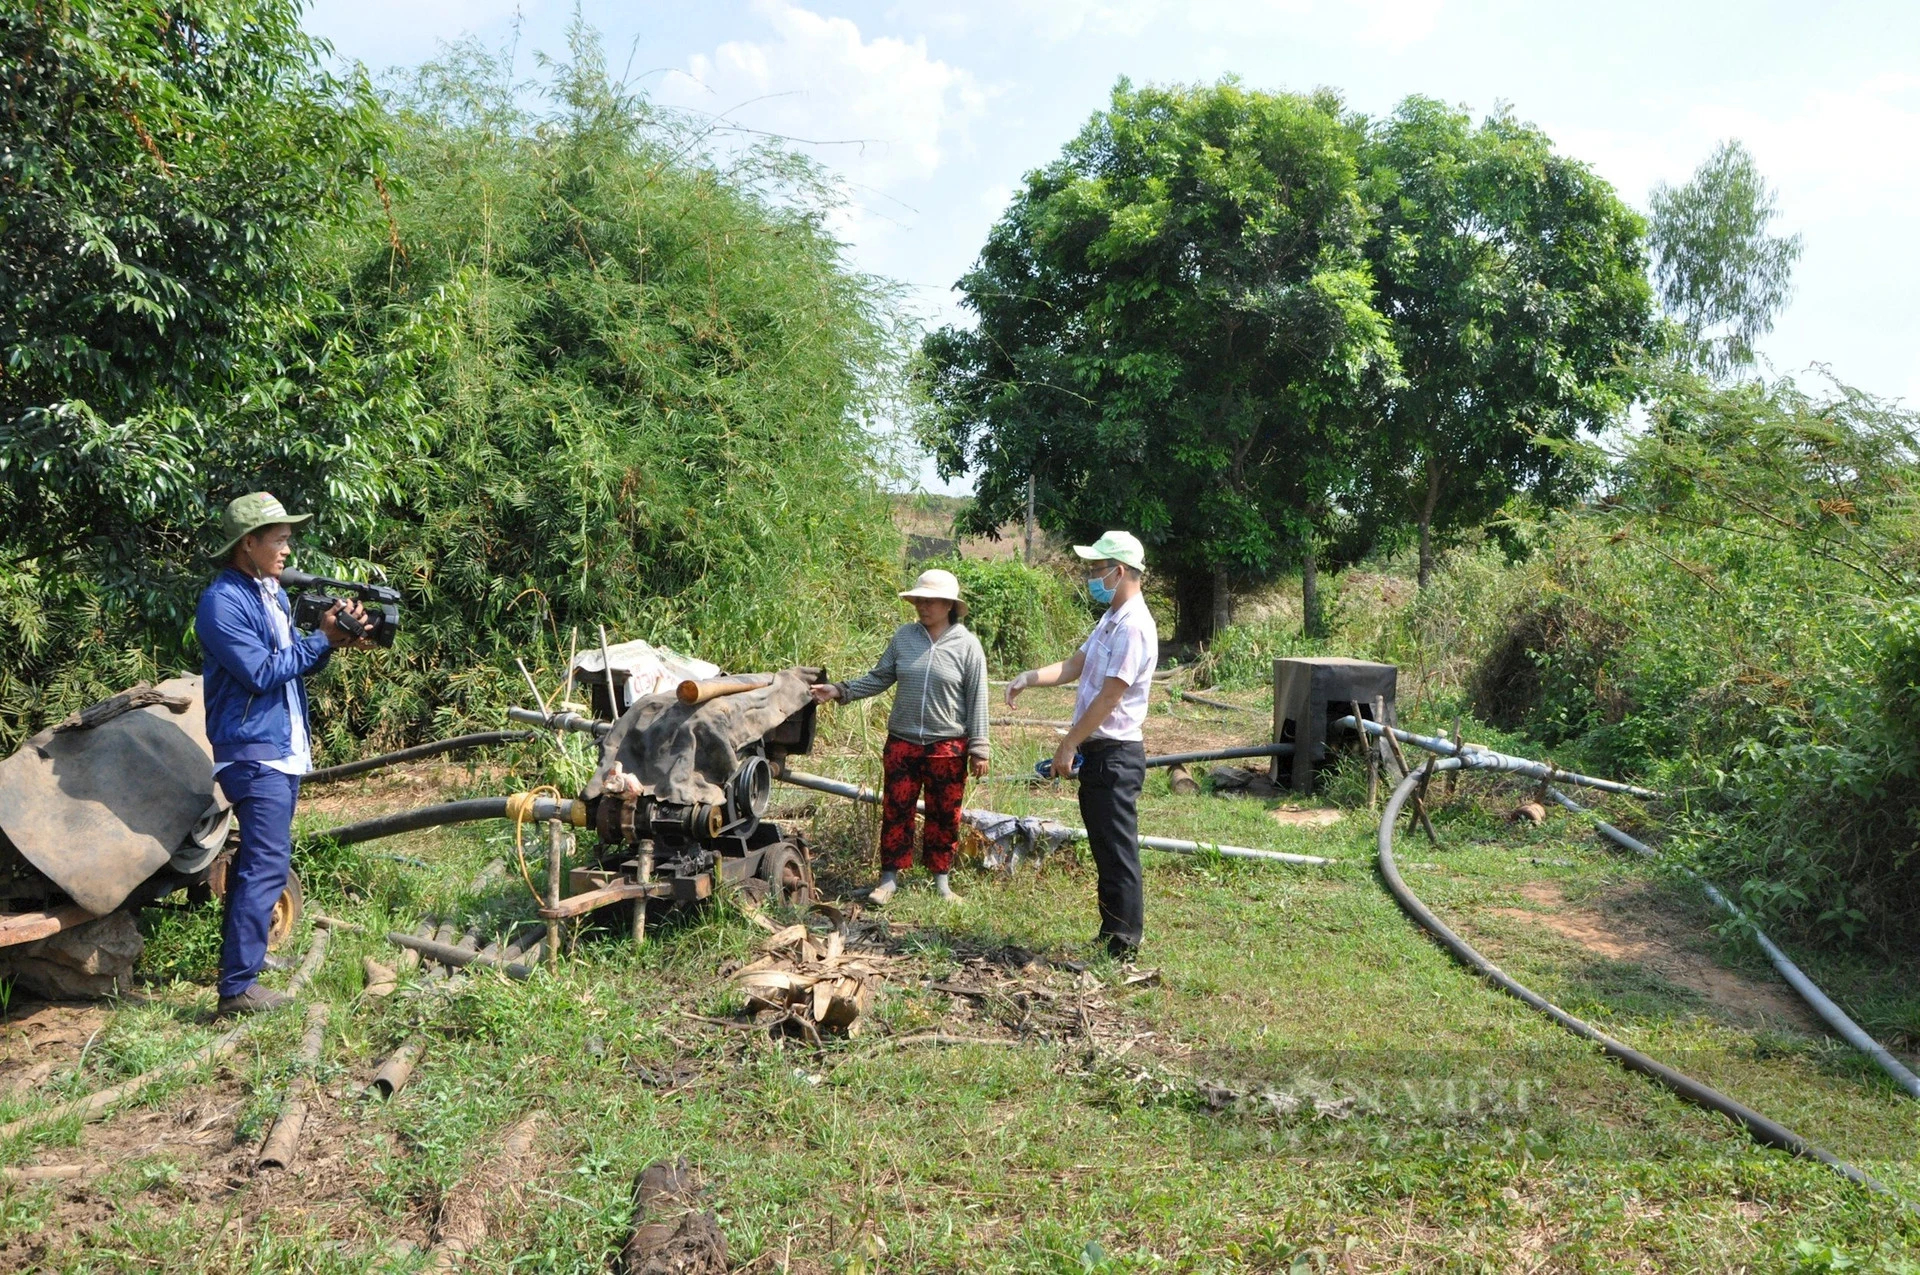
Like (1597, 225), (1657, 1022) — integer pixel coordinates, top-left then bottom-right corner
(1376, 759), (1910, 1208)
(0, 926), (332, 1144)
(304, 731), (535, 785)
(777, 769), (1335, 868)
(1144, 743), (1292, 769)
(311, 796), (582, 846)
(1542, 787), (1920, 1103)
(1337, 714), (1920, 1102)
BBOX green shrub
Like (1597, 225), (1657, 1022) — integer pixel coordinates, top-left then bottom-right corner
(1439, 370), (1920, 947)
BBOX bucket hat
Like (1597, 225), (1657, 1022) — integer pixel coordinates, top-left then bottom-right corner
(1072, 530), (1146, 572)
(213, 492), (310, 559)
(899, 568), (968, 621)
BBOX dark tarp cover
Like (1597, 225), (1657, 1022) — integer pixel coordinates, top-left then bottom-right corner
(587, 667), (821, 806)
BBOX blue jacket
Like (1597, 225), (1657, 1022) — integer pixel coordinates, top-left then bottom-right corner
(197, 568), (333, 765)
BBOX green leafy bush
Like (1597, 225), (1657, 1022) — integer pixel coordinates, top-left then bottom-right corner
(1440, 369), (1920, 946)
(0, 18), (909, 751)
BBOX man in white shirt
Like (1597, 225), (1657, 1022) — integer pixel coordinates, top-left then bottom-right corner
(1005, 531), (1159, 958)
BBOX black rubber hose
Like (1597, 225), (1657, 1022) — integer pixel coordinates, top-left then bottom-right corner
(1143, 743), (1294, 769)
(303, 731), (536, 785)
(310, 797), (575, 846)
(1376, 757), (1912, 1209)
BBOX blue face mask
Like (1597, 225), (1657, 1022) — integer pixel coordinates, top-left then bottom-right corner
(1087, 569), (1116, 605)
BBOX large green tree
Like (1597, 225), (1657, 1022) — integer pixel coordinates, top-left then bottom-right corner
(1359, 97), (1653, 586)
(921, 79), (1395, 643)
(0, 0), (416, 732)
(1648, 140), (1802, 380)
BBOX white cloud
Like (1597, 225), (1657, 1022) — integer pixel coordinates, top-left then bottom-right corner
(662, 0), (985, 191)
(1558, 73), (1920, 223)
(996, 0), (1443, 49)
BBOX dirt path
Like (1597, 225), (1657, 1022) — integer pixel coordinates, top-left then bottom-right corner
(1487, 879), (1824, 1032)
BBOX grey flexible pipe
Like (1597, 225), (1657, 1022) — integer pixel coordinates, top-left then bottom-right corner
(1377, 758), (1909, 1208)
(304, 731), (536, 785)
(1337, 714), (1920, 1102)
(1542, 788), (1920, 1102)
(777, 769), (1336, 868)
(311, 797), (579, 846)
(1333, 714), (1661, 800)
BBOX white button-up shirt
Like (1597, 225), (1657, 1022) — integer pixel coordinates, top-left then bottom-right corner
(1072, 592), (1159, 741)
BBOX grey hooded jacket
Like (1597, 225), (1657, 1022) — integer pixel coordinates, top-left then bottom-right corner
(835, 622), (990, 759)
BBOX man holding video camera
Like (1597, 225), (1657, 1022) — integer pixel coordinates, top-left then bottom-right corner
(198, 492), (371, 1015)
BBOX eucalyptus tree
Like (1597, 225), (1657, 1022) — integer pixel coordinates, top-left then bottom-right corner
(1360, 97), (1653, 586)
(1648, 140), (1802, 380)
(921, 79), (1396, 643)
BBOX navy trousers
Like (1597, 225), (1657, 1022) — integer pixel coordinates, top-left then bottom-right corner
(1077, 738), (1146, 949)
(215, 761), (300, 998)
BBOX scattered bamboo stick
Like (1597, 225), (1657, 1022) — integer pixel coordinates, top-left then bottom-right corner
(0, 927), (331, 1143)
(425, 1112), (545, 1272)
(257, 1002), (330, 1171)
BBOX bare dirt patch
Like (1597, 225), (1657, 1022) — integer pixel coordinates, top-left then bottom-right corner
(1489, 881), (1821, 1032)
(0, 1003), (112, 1085)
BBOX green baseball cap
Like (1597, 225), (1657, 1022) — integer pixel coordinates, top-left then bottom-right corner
(1073, 530), (1146, 572)
(213, 491), (311, 558)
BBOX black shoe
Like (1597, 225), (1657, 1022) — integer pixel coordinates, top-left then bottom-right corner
(1097, 933), (1139, 962)
(217, 985), (293, 1017)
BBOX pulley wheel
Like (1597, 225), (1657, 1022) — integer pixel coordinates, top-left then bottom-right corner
(755, 843), (815, 909)
(207, 856), (306, 951)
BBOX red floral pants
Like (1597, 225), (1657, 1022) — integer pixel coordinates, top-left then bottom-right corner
(880, 736), (968, 874)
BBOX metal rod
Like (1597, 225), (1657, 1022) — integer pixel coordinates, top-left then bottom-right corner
(546, 819), (563, 972)
(633, 840), (653, 948)
(598, 624), (619, 714)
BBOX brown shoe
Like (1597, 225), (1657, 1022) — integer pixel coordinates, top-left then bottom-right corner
(217, 985), (293, 1017)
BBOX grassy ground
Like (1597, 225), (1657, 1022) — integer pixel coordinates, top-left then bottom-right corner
(2, 683), (1918, 1273)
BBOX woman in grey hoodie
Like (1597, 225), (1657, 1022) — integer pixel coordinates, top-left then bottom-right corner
(812, 568), (989, 903)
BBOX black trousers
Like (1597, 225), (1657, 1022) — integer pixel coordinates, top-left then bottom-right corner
(1077, 738), (1146, 948)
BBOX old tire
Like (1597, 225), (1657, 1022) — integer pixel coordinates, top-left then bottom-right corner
(755, 844), (814, 910)
(207, 858), (305, 951)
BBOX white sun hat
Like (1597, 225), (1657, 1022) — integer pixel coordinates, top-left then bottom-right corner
(899, 567), (968, 620)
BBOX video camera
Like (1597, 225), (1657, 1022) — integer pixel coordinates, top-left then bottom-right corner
(280, 568), (401, 648)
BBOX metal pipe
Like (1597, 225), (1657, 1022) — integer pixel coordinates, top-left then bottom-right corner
(1143, 743), (1293, 769)
(257, 1002), (329, 1170)
(302, 732), (536, 785)
(546, 820), (563, 972)
(1333, 715), (1661, 800)
(777, 769), (1335, 868)
(1376, 758), (1910, 1208)
(369, 1041), (423, 1098)
(507, 706), (611, 738)
(312, 797), (580, 846)
(1543, 788), (1920, 1102)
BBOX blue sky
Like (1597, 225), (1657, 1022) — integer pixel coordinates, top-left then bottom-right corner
(307, 0), (1920, 493)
